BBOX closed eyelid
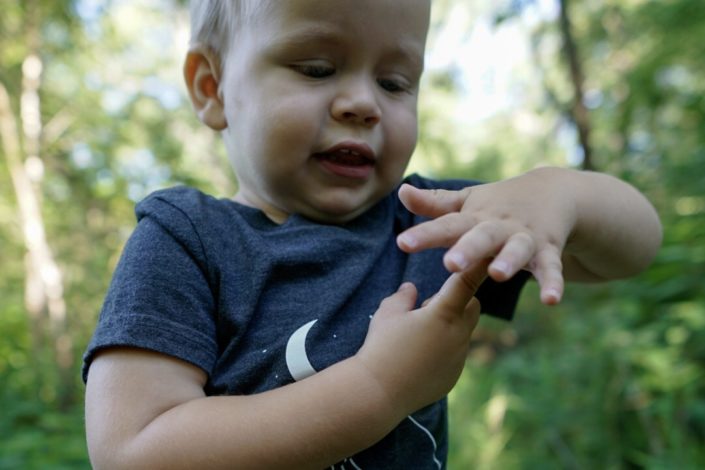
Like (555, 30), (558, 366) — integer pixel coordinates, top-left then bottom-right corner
(377, 56), (423, 91)
(377, 77), (412, 94)
(378, 68), (420, 91)
(291, 63), (336, 79)
(293, 59), (334, 67)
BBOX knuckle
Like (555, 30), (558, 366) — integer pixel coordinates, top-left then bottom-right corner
(438, 214), (467, 243)
(471, 222), (499, 248)
(467, 297), (481, 313)
(429, 188), (447, 206)
(460, 270), (486, 294)
(514, 231), (535, 246)
(544, 254), (564, 272)
(546, 234), (564, 248)
(441, 218), (458, 240)
(505, 232), (535, 258)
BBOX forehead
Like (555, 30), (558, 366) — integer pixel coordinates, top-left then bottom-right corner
(276, 0), (431, 25)
(248, 0), (431, 55)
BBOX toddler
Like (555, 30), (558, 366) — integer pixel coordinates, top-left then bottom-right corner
(83, 1), (662, 468)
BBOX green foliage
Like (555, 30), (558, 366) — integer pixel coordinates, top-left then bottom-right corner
(0, 399), (89, 470)
(0, 301), (89, 468)
(448, 283), (705, 469)
(434, 0), (705, 468)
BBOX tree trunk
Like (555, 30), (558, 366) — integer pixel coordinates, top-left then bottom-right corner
(559, 0), (595, 171)
(0, 0), (74, 407)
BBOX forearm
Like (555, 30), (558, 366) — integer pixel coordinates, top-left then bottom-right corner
(89, 356), (404, 470)
(544, 167), (662, 281)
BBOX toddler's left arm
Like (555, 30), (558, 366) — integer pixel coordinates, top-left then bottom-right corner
(396, 167), (663, 305)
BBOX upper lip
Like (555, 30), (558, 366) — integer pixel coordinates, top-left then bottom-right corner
(315, 141), (376, 162)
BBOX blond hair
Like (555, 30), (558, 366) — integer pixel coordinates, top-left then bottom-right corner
(189, 1), (265, 60)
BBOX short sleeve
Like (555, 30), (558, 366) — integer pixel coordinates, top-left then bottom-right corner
(82, 199), (218, 382)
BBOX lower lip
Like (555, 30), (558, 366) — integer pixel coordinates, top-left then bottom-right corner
(316, 157), (374, 179)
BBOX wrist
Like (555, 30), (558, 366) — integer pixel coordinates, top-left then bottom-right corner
(524, 166), (580, 237)
(348, 354), (411, 422)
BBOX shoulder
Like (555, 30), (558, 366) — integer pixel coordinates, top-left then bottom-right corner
(130, 186), (246, 267)
(136, 186), (225, 222)
(134, 186), (242, 237)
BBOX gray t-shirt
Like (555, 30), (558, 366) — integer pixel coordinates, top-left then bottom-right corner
(83, 174), (528, 469)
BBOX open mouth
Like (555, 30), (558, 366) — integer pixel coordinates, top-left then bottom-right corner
(317, 148), (375, 166)
(313, 143), (376, 179)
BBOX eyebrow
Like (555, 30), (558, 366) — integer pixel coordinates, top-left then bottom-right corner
(384, 41), (425, 74)
(270, 25), (425, 71)
(270, 25), (346, 49)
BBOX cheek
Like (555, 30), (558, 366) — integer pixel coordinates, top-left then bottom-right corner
(260, 95), (322, 146)
(385, 111), (418, 161)
(403, 119), (419, 155)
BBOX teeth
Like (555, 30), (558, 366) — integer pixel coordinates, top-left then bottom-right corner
(338, 149), (360, 156)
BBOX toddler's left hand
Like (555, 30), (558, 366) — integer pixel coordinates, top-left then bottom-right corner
(396, 173), (575, 305)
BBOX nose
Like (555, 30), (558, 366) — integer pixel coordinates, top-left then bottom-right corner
(330, 77), (381, 127)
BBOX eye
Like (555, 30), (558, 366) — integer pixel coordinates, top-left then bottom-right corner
(292, 63), (335, 79)
(377, 77), (409, 93)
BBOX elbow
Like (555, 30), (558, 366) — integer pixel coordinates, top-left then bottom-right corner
(87, 432), (159, 470)
(618, 214), (663, 280)
(87, 442), (138, 470)
(89, 450), (163, 470)
(608, 178), (665, 279)
(636, 200), (664, 274)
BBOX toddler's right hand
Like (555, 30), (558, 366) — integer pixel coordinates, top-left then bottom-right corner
(355, 261), (488, 416)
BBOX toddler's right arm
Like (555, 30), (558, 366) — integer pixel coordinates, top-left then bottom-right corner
(85, 263), (486, 469)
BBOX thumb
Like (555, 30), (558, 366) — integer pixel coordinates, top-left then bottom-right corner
(430, 260), (489, 314)
(398, 184), (472, 219)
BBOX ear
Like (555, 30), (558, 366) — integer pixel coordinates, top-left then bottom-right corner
(184, 46), (227, 130)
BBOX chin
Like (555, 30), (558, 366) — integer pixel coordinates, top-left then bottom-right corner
(292, 185), (389, 223)
(302, 198), (375, 224)
(305, 207), (366, 225)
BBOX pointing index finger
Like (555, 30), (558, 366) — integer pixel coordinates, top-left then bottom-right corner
(430, 259), (490, 314)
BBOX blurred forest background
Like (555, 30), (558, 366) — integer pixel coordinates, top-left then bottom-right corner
(1, 0), (703, 468)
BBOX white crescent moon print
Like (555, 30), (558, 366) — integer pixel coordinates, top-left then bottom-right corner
(285, 319), (319, 381)
(283, 318), (441, 468)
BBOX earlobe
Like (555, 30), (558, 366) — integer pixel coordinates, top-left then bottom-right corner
(184, 47), (227, 130)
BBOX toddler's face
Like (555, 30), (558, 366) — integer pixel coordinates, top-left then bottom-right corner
(218, 0), (431, 223)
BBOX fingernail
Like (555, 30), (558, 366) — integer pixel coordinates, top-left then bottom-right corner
(543, 288), (561, 303)
(446, 252), (468, 270)
(491, 260), (511, 277)
(397, 233), (417, 250)
(399, 282), (413, 292)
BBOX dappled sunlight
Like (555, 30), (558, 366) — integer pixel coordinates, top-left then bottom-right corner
(1, 0), (703, 466)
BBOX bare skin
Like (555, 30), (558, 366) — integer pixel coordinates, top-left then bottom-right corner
(397, 167), (663, 304)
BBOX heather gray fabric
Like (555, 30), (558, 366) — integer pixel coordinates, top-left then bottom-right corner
(83, 174), (528, 469)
